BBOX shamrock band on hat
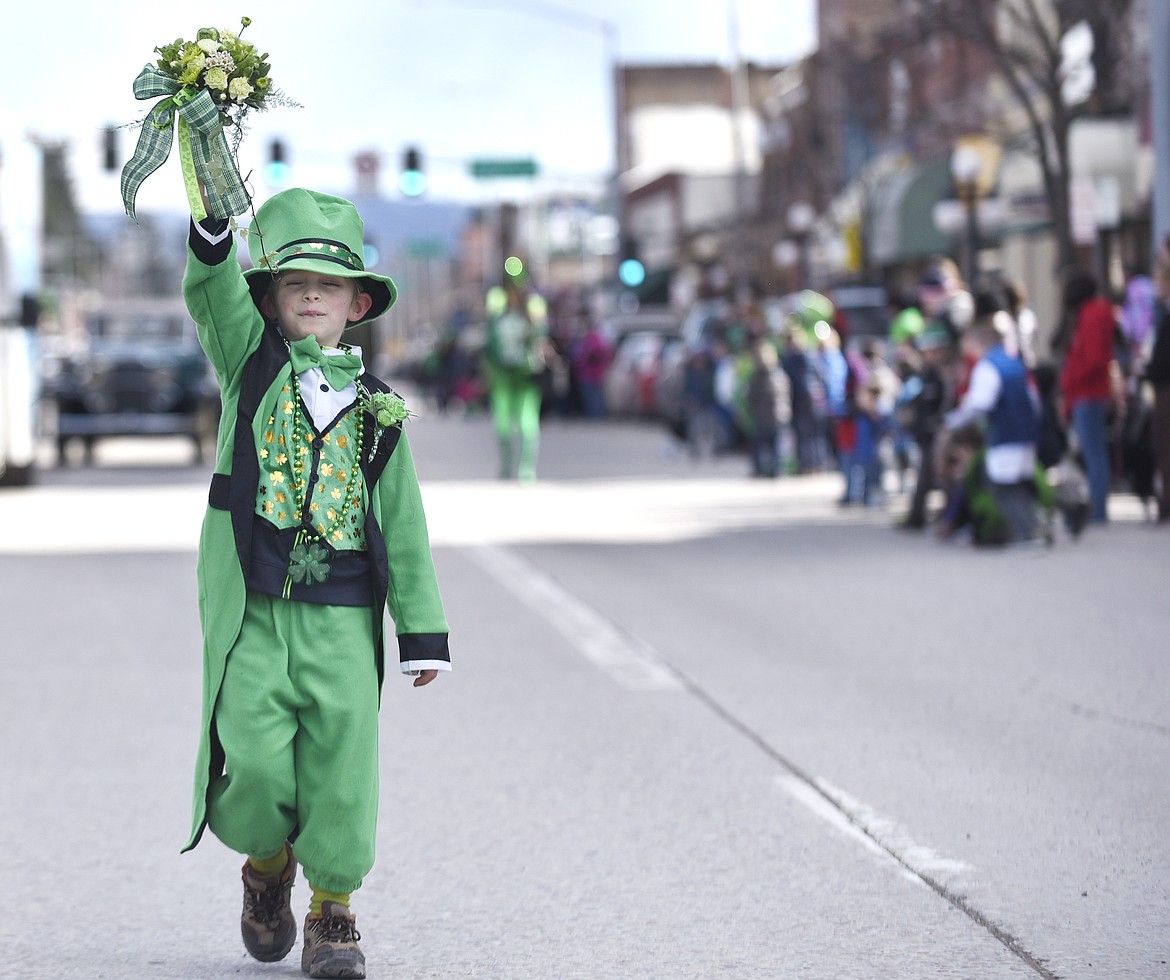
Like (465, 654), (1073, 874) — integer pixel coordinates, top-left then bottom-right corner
(243, 187), (397, 328)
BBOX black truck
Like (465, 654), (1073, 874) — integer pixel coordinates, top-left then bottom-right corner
(45, 298), (219, 465)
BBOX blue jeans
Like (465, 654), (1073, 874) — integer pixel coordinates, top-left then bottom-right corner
(1072, 399), (1110, 522)
(578, 381), (606, 419)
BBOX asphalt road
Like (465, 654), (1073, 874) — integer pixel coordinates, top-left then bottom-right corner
(1, 406), (1166, 979)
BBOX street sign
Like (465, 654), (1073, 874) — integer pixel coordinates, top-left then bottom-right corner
(406, 239), (446, 259)
(469, 158), (538, 179)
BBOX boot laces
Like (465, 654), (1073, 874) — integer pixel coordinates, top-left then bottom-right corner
(319, 910), (361, 944)
(244, 878), (290, 927)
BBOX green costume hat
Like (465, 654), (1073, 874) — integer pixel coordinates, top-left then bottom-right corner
(243, 187), (396, 328)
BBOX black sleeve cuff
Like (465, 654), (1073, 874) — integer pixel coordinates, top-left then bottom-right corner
(189, 218), (232, 265)
(397, 632), (451, 665)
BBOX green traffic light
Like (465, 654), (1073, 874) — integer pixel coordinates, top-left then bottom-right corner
(399, 171), (426, 197)
(400, 146), (425, 196)
(265, 161), (291, 187)
(618, 259), (645, 287)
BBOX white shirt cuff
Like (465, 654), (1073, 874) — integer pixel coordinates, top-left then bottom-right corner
(401, 659), (452, 675)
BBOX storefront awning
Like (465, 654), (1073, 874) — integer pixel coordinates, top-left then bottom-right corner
(869, 157), (954, 266)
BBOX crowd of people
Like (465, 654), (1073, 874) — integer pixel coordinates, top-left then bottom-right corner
(410, 245), (1170, 537)
(681, 246), (1170, 545)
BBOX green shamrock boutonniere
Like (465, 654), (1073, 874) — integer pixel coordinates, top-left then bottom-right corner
(287, 539), (331, 585)
(364, 390), (411, 427)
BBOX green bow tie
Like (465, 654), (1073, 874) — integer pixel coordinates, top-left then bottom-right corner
(288, 336), (363, 391)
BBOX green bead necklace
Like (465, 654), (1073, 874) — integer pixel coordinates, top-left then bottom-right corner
(281, 367), (366, 596)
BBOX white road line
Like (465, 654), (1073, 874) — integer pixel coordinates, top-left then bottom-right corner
(466, 543), (683, 692)
(778, 773), (972, 887)
(813, 776), (973, 877)
(469, 540), (968, 887)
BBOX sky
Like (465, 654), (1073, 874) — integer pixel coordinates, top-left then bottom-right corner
(1, 0), (816, 219)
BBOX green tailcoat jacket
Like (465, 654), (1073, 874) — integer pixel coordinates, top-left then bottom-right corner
(181, 229), (449, 850)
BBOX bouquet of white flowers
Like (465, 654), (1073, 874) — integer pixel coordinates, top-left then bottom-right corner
(121, 17), (295, 221)
(155, 19), (274, 124)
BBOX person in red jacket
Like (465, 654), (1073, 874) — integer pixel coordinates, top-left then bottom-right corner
(1058, 270), (1117, 523)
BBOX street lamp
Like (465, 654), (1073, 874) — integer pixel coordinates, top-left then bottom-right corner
(786, 201), (816, 288)
(951, 143), (983, 288)
(771, 239), (800, 269)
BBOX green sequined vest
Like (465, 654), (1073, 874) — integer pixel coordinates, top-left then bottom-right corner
(254, 382), (368, 550)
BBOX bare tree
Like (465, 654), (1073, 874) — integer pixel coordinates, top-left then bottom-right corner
(904, 0), (1135, 274)
(31, 139), (101, 291)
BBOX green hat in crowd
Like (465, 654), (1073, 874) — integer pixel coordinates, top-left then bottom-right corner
(243, 187), (397, 328)
(889, 306), (925, 345)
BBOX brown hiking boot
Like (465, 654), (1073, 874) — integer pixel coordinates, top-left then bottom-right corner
(301, 901), (365, 979)
(240, 845), (297, 962)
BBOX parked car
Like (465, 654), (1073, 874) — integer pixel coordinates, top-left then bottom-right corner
(598, 308), (682, 346)
(603, 328), (680, 418)
(44, 297), (219, 465)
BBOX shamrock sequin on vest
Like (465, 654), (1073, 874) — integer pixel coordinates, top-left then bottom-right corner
(255, 383), (368, 552)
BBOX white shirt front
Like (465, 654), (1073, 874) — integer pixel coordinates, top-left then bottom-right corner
(297, 345), (362, 431)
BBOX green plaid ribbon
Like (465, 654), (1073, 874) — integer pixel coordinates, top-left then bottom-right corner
(121, 65), (251, 220)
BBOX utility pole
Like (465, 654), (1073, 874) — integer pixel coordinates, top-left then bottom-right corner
(727, 0), (751, 298)
(1151, 0), (1170, 255)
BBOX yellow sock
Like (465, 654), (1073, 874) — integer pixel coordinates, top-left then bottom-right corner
(309, 886), (351, 917)
(248, 846), (289, 876)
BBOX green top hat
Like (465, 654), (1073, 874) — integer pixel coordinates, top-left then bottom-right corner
(243, 187), (397, 328)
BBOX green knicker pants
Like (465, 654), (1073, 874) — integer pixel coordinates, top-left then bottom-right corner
(207, 589), (379, 894)
(489, 372), (542, 480)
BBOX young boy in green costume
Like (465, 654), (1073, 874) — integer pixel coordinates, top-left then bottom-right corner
(182, 185), (450, 979)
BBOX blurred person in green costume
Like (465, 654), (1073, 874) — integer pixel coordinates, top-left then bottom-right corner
(483, 279), (550, 480)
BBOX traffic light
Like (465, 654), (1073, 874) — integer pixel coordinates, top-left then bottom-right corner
(19, 294), (40, 328)
(102, 126), (118, 172)
(399, 146), (426, 197)
(618, 258), (646, 288)
(265, 139), (290, 187)
(617, 235), (645, 288)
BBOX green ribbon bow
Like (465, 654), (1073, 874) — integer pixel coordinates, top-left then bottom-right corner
(288, 336), (364, 391)
(120, 65), (251, 221)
